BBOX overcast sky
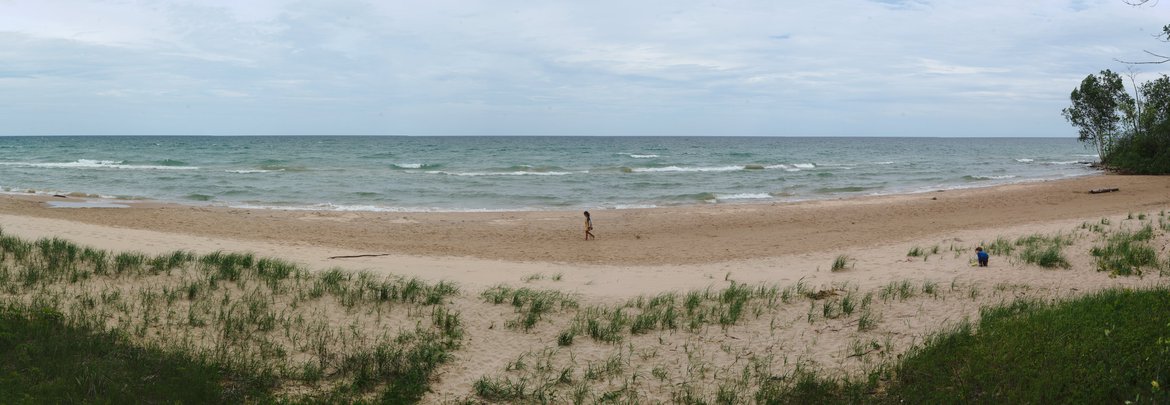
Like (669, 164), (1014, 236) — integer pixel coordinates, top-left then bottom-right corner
(1, 0), (1168, 136)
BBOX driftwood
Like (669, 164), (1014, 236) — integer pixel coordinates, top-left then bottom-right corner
(1089, 188), (1120, 194)
(328, 253), (392, 259)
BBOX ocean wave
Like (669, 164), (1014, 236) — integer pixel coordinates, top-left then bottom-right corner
(1042, 161), (1090, 165)
(964, 175), (1019, 181)
(873, 161), (895, 165)
(1015, 158), (1034, 163)
(716, 193), (773, 201)
(631, 165), (744, 173)
(225, 169), (281, 174)
(763, 164), (800, 172)
(815, 186), (878, 193)
(425, 170), (579, 177)
(617, 153), (660, 158)
(229, 202), (528, 213)
(392, 163), (443, 170)
(1, 159), (199, 170)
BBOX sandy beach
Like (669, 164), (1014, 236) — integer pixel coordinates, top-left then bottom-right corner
(1, 174), (1169, 402)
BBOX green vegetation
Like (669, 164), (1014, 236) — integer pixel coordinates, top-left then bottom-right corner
(887, 287), (1170, 404)
(831, 255), (851, 272)
(0, 303), (272, 403)
(1091, 224), (1161, 276)
(747, 287), (1170, 404)
(481, 285), (578, 331)
(0, 227), (464, 403)
(1015, 233), (1073, 269)
(1063, 70), (1170, 174)
(6, 217), (1170, 403)
(1058, 13), (1170, 173)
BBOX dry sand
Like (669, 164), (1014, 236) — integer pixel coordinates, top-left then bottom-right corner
(1, 174), (1169, 402)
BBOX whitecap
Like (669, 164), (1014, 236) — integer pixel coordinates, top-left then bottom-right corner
(1015, 158), (1034, 163)
(8, 159), (199, 170)
(225, 169), (280, 174)
(631, 166), (743, 173)
(393, 163), (424, 169)
(426, 170), (578, 177)
(764, 164), (803, 172)
(716, 193), (773, 201)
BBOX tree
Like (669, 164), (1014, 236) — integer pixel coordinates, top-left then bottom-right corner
(1061, 70), (1135, 160)
(1137, 74), (1170, 134)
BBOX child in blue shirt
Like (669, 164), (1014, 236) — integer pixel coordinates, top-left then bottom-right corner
(976, 247), (989, 267)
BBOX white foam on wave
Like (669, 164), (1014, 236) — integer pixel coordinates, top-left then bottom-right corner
(792, 163), (816, 169)
(616, 153), (660, 159)
(230, 202), (531, 213)
(426, 170), (579, 177)
(716, 193), (773, 201)
(225, 169), (280, 174)
(764, 164), (803, 172)
(616, 204), (658, 209)
(1015, 158), (1034, 163)
(393, 163), (424, 169)
(873, 161), (895, 165)
(970, 175), (1018, 180)
(631, 166), (743, 173)
(1043, 161), (1084, 165)
(2, 159), (199, 170)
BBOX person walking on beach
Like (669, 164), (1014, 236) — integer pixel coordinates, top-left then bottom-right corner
(976, 246), (989, 267)
(584, 211), (595, 240)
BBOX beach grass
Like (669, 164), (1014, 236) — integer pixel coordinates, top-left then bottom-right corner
(1014, 233), (1073, 269)
(4, 220), (1170, 403)
(0, 227), (464, 403)
(0, 303), (274, 403)
(831, 255), (851, 272)
(742, 286), (1170, 404)
(1091, 224), (1160, 276)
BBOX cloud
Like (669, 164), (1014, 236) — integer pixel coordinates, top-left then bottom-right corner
(1, 0), (1168, 136)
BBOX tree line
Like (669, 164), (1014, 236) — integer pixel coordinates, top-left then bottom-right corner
(1061, 20), (1170, 174)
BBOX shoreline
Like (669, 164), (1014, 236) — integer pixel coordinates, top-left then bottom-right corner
(0, 174), (1166, 266)
(2, 171), (1099, 214)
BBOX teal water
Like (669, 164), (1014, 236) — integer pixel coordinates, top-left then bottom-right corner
(0, 136), (1097, 211)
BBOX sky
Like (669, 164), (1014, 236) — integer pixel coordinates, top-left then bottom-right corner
(1, 0), (1168, 137)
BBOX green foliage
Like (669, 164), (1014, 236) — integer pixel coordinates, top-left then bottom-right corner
(1064, 71), (1170, 174)
(831, 255), (851, 272)
(887, 287), (1170, 404)
(1091, 225), (1160, 276)
(481, 286), (578, 331)
(0, 232), (465, 403)
(0, 304), (274, 403)
(747, 287), (1170, 404)
(1015, 233), (1072, 269)
(1062, 69), (1134, 159)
